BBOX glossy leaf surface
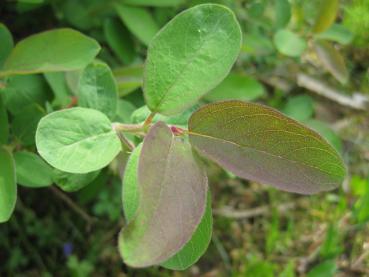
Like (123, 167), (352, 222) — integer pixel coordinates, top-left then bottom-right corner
(122, 144), (213, 270)
(36, 108), (121, 174)
(0, 147), (16, 223)
(14, 151), (54, 188)
(1, 28), (100, 76)
(189, 101), (346, 194)
(77, 61), (118, 120)
(119, 122), (208, 267)
(314, 40), (348, 84)
(144, 4), (242, 115)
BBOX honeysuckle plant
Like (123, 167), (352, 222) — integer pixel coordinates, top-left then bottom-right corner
(0, 4), (345, 270)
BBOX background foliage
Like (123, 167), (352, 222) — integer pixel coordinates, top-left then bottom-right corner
(0, 0), (368, 276)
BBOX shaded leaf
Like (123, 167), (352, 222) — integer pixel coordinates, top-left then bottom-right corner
(314, 40), (348, 84)
(312, 0), (339, 33)
(282, 95), (314, 122)
(115, 99), (136, 123)
(114, 65), (143, 97)
(54, 169), (100, 192)
(122, 143), (213, 270)
(307, 260), (337, 277)
(115, 4), (159, 46)
(36, 108), (121, 174)
(119, 122), (208, 267)
(205, 72), (265, 102)
(315, 24), (354, 45)
(275, 0), (291, 29)
(44, 72), (72, 107)
(144, 4), (242, 115)
(77, 61), (118, 120)
(0, 146), (16, 223)
(0, 95), (9, 145)
(189, 101), (346, 194)
(274, 29), (307, 57)
(1, 28), (100, 76)
(14, 151), (53, 188)
(0, 23), (13, 68)
(121, 0), (183, 6)
(103, 18), (135, 65)
(1, 74), (50, 115)
(12, 104), (45, 146)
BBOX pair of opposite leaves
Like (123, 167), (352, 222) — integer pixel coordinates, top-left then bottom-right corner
(32, 4), (345, 269)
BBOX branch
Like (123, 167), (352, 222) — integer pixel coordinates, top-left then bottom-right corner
(297, 73), (369, 111)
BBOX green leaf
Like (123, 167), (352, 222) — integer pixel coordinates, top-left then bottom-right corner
(121, 0), (183, 6)
(122, 143), (213, 270)
(12, 104), (45, 146)
(14, 151), (53, 188)
(44, 72), (72, 107)
(282, 95), (314, 122)
(274, 29), (307, 57)
(313, 40), (348, 84)
(119, 122), (208, 267)
(1, 74), (50, 115)
(115, 4), (160, 46)
(115, 99), (136, 123)
(1, 28), (100, 76)
(315, 24), (354, 45)
(36, 107), (121, 174)
(103, 18), (135, 65)
(0, 146), (16, 223)
(204, 72), (265, 102)
(77, 61), (118, 120)
(312, 0), (339, 33)
(275, 0), (291, 29)
(319, 224), (343, 259)
(53, 169), (100, 192)
(307, 260), (337, 277)
(113, 65), (143, 97)
(188, 101), (346, 194)
(144, 4), (242, 115)
(0, 23), (13, 68)
(0, 95), (9, 145)
(242, 32), (274, 56)
(306, 119), (342, 153)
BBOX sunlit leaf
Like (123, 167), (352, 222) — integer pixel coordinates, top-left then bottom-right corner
(1, 28), (100, 76)
(307, 259), (337, 277)
(312, 0), (339, 33)
(0, 147), (16, 223)
(204, 72), (265, 102)
(14, 151), (53, 188)
(103, 18), (135, 65)
(119, 122), (208, 267)
(189, 101), (346, 194)
(314, 40), (348, 84)
(77, 61), (118, 120)
(115, 4), (159, 46)
(144, 4), (242, 115)
(36, 108), (121, 174)
(122, 143), (213, 270)
(282, 95), (314, 122)
(0, 23), (13, 68)
(274, 29), (306, 57)
(53, 169), (100, 192)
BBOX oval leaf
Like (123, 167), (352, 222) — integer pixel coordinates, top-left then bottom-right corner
(119, 122), (208, 267)
(314, 40), (348, 84)
(1, 28), (100, 76)
(312, 0), (339, 33)
(122, 144), (213, 270)
(0, 147), (17, 223)
(77, 61), (118, 120)
(53, 169), (100, 192)
(36, 108), (121, 174)
(144, 4), (242, 115)
(0, 23), (13, 68)
(188, 101), (346, 194)
(0, 95), (9, 145)
(14, 151), (54, 188)
(115, 4), (159, 46)
(274, 29), (307, 57)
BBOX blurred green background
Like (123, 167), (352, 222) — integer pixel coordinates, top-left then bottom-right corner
(0, 0), (368, 276)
